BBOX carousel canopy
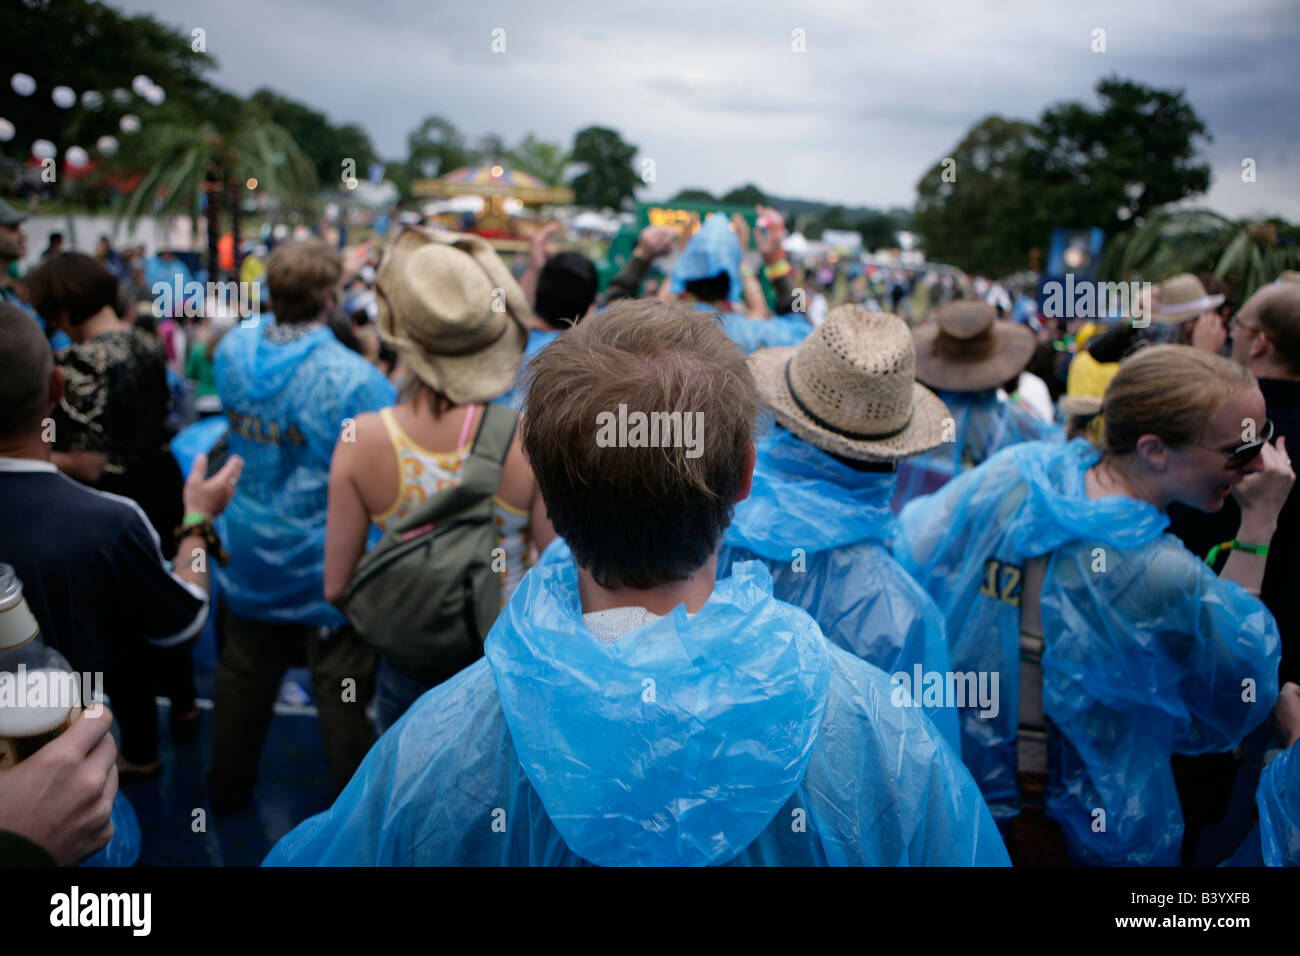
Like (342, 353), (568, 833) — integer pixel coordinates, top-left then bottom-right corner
(412, 161), (574, 204)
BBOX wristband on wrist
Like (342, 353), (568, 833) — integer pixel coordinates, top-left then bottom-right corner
(181, 511), (210, 529)
(1205, 539), (1270, 567)
(174, 517), (228, 567)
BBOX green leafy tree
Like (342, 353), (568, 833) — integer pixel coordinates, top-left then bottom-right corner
(506, 133), (570, 186)
(722, 183), (767, 205)
(1028, 77), (1211, 235)
(914, 116), (1053, 274)
(856, 211), (898, 250)
(249, 88), (377, 188)
(570, 126), (640, 211)
(671, 188), (715, 202)
(406, 115), (471, 181)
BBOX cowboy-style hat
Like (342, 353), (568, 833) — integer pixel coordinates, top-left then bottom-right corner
(912, 300), (1036, 392)
(375, 226), (531, 404)
(1150, 273), (1225, 325)
(750, 304), (950, 462)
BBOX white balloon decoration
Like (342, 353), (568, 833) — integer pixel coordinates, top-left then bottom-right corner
(131, 75), (152, 96)
(144, 85), (165, 106)
(120, 114), (141, 134)
(32, 139), (57, 160)
(0, 119), (14, 142)
(10, 73), (36, 97)
(66, 146), (90, 167)
(96, 135), (119, 156)
(51, 85), (76, 108)
(81, 90), (104, 109)
(111, 87), (130, 105)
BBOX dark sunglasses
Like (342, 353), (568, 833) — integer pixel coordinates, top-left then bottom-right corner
(1187, 418), (1274, 469)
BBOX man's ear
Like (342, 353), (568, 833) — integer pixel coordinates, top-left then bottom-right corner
(1252, 330), (1273, 363)
(1134, 433), (1168, 470)
(735, 441), (756, 504)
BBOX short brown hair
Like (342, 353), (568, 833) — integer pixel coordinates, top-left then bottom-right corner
(1255, 283), (1300, 374)
(1102, 344), (1255, 454)
(522, 299), (759, 589)
(0, 303), (54, 439)
(26, 252), (119, 326)
(265, 239), (342, 324)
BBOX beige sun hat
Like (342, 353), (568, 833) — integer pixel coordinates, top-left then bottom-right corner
(750, 304), (950, 462)
(1150, 273), (1225, 325)
(1059, 394), (1102, 418)
(912, 300), (1036, 392)
(375, 226), (531, 404)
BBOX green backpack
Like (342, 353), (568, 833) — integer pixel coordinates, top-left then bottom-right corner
(341, 402), (518, 685)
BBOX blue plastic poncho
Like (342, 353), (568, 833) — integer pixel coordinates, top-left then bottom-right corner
(892, 389), (1062, 514)
(719, 427), (958, 749)
(264, 542), (1007, 866)
(497, 328), (560, 410)
(671, 213), (744, 304)
(718, 311), (813, 354)
(80, 792), (140, 867)
(214, 323), (395, 626)
(894, 438), (1281, 866)
(1258, 743), (1300, 866)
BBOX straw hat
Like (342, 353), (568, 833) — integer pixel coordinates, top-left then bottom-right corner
(912, 300), (1036, 392)
(1150, 273), (1224, 325)
(750, 305), (949, 462)
(1059, 394), (1102, 418)
(375, 226), (531, 404)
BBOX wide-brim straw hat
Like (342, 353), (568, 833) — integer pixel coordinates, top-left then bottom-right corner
(750, 304), (950, 462)
(912, 300), (1036, 392)
(1150, 272), (1225, 325)
(1059, 394), (1102, 418)
(375, 226), (531, 404)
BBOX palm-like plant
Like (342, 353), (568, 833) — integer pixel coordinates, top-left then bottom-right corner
(115, 116), (318, 278)
(1103, 208), (1300, 301)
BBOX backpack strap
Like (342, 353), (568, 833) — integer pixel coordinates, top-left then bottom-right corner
(1017, 554), (1050, 785)
(457, 401), (519, 498)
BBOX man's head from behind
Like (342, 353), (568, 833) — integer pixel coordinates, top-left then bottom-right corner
(0, 304), (57, 447)
(535, 251), (598, 328)
(522, 299), (759, 589)
(265, 238), (343, 324)
(1231, 282), (1300, 378)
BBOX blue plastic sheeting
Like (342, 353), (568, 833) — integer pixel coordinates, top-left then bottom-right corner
(670, 213), (744, 303)
(718, 312), (813, 353)
(170, 415), (229, 477)
(214, 324), (394, 627)
(893, 389), (1062, 514)
(719, 427), (958, 749)
(496, 328), (560, 410)
(894, 438), (1281, 865)
(264, 542), (1008, 866)
(80, 792), (140, 867)
(1258, 744), (1300, 866)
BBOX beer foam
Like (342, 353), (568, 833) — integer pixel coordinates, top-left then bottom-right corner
(0, 668), (81, 734)
(0, 701), (75, 736)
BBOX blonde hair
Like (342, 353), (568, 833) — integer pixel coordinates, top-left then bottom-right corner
(1101, 344), (1256, 454)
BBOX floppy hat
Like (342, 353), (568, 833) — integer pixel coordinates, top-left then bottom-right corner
(1059, 394), (1102, 418)
(912, 300), (1036, 392)
(375, 226), (531, 404)
(750, 304), (950, 462)
(1150, 273), (1225, 325)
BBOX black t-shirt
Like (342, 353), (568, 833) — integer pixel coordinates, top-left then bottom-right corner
(1167, 378), (1300, 683)
(0, 459), (207, 675)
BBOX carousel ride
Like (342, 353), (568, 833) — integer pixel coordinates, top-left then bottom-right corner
(412, 161), (574, 251)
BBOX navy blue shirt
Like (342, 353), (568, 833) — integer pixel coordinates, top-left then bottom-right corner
(0, 458), (206, 675)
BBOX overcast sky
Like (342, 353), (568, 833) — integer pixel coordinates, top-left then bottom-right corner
(112, 0), (1299, 219)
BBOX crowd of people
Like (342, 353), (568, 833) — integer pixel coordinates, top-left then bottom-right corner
(1, 191), (1299, 868)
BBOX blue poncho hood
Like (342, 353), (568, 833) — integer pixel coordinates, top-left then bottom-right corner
(484, 543), (829, 866)
(671, 213), (744, 304)
(220, 322), (335, 404)
(728, 427), (896, 558)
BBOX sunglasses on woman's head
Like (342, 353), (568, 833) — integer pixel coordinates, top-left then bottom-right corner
(1187, 418), (1274, 470)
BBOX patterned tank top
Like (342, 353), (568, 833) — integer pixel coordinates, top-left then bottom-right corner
(372, 405), (531, 603)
